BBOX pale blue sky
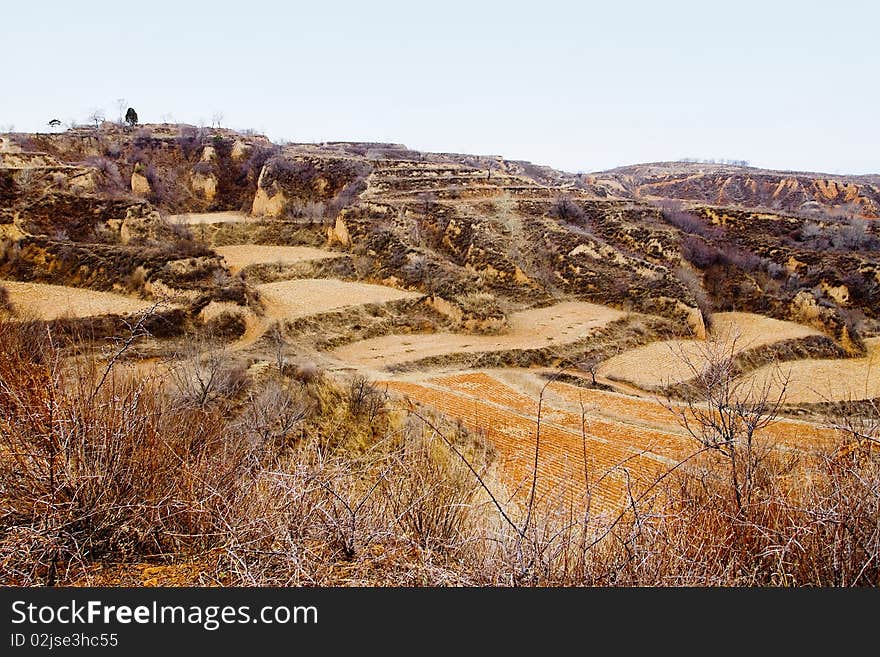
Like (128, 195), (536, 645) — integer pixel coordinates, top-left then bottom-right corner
(4, 0), (878, 174)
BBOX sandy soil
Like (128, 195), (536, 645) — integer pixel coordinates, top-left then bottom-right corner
(166, 211), (249, 225)
(215, 245), (337, 272)
(255, 279), (419, 321)
(1, 281), (157, 320)
(332, 301), (625, 368)
(736, 338), (880, 403)
(599, 312), (822, 389)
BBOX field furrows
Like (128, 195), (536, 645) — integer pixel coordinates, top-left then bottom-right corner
(430, 373), (689, 461)
(546, 380), (680, 430)
(383, 380), (666, 514)
(383, 371), (840, 514)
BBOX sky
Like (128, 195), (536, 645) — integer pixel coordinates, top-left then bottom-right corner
(3, 0), (878, 175)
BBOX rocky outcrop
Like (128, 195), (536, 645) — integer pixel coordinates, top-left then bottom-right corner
(131, 171), (151, 196)
(601, 162), (880, 217)
(190, 172), (217, 202)
(251, 165), (286, 217)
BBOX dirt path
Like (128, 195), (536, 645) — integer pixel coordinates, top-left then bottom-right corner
(736, 338), (880, 403)
(599, 312), (822, 389)
(1, 281), (160, 320)
(215, 245), (338, 272)
(332, 301), (625, 368)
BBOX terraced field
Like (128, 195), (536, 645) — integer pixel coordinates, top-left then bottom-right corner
(167, 211), (250, 225)
(599, 312), (822, 389)
(256, 278), (420, 320)
(381, 370), (838, 514)
(0, 281), (158, 319)
(333, 301), (625, 368)
(215, 245), (337, 272)
(738, 338), (880, 404)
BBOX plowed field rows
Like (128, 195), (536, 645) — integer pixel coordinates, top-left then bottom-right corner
(384, 380), (666, 514)
(383, 371), (840, 514)
(547, 380), (679, 429)
(430, 373), (689, 461)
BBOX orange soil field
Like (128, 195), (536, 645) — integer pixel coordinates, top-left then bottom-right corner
(385, 380), (656, 514)
(382, 371), (839, 514)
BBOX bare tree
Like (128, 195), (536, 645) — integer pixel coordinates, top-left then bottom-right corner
(170, 345), (247, 408)
(578, 353), (603, 387)
(664, 333), (789, 513)
(88, 108), (105, 128)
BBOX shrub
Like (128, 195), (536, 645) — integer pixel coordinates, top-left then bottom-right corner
(550, 195), (585, 223)
(84, 156), (125, 195)
(0, 284), (11, 314)
(0, 321), (252, 584)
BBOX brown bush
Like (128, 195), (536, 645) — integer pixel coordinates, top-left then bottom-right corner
(0, 321), (251, 584)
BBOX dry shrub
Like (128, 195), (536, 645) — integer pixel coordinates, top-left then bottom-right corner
(0, 321), (252, 585)
(169, 346), (248, 408)
(0, 284), (11, 314)
(455, 292), (505, 320)
(347, 374), (386, 421)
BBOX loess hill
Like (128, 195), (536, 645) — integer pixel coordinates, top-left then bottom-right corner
(1, 123), (879, 355)
(2, 123), (880, 586)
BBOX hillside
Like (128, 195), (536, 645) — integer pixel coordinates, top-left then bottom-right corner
(2, 123), (879, 348)
(2, 123), (879, 587)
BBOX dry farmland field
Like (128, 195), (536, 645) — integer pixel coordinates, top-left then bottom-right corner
(381, 369), (840, 514)
(215, 244), (338, 272)
(0, 281), (159, 319)
(334, 301), (625, 368)
(599, 312), (823, 389)
(256, 278), (420, 320)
